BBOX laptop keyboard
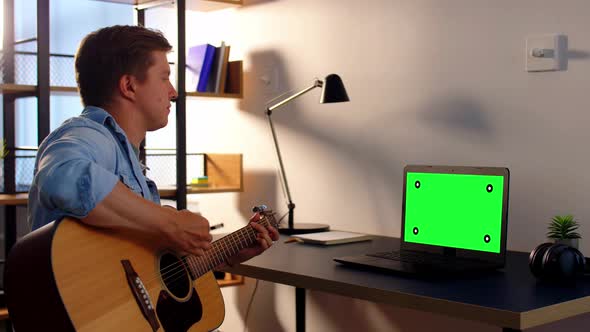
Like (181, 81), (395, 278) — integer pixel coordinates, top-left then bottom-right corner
(367, 250), (491, 268)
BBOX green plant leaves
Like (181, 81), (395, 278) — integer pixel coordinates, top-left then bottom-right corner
(547, 215), (581, 239)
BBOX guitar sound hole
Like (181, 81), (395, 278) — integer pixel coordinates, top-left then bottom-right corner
(159, 253), (191, 299)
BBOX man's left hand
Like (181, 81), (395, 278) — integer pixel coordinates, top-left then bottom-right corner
(226, 213), (280, 266)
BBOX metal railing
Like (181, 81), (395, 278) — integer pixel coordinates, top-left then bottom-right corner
(1, 50), (76, 87)
(0, 147), (204, 193)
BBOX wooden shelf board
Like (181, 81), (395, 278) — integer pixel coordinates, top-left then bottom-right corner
(158, 185), (243, 199)
(0, 83), (35, 95)
(0, 187), (243, 204)
(93, 0), (242, 11)
(217, 273), (244, 287)
(186, 91), (243, 99)
(50, 86), (78, 93)
(0, 84), (78, 95)
(0, 193), (29, 206)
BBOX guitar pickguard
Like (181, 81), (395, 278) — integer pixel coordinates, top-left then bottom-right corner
(156, 288), (203, 332)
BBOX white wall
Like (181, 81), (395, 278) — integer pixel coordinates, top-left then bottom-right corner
(147, 0), (590, 331)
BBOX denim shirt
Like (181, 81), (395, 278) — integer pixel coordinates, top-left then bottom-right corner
(28, 106), (160, 231)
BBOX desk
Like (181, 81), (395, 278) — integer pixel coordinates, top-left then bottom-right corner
(223, 235), (590, 332)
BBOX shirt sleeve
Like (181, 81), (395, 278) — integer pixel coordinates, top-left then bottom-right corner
(34, 126), (120, 218)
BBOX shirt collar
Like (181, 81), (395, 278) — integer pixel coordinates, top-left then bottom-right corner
(81, 106), (150, 172)
(81, 106), (111, 125)
(81, 106), (129, 139)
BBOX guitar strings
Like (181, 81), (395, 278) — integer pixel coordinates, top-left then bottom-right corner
(157, 230), (262, 290)
(142, 224), (261, 287)
(158, 216), (271, 281)
(139, 216), (275, 288)
(151, 227), (259, 288)
(156, 215), (277, 285)
(155, 214), (275, 286)
(145, 224), (263, 289)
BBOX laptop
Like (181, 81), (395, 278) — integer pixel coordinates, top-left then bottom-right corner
(334, 165), (510, 275)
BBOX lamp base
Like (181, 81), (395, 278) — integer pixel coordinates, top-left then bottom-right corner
(278, 223), (330, 235)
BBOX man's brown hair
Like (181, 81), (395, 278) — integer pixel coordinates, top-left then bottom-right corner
(75, 25), (172, 107)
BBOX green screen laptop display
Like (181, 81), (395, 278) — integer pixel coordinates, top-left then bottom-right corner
(403, 172), (505, 253)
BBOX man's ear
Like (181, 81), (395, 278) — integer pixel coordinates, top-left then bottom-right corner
(118, 74), (137, 101)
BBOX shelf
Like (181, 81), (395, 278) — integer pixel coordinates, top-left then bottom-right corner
(0, 83), (245, 99)
(186, 92), (242, 99)
(0, 154), (242, 204)
(0, 184), (242, 205)
(94, 0), (242, 12)
(186, 60), (243, 99)
(0, 193), (29, 206)
(159, 185), (242, 198)
(217, 272), (244, 287)
(159, 153), (243, 199)
(0, 84), (78, 96)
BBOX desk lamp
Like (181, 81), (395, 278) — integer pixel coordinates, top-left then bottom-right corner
(266, 74), (350, 235)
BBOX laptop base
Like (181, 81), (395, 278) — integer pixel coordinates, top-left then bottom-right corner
(334, 254), (502, 278)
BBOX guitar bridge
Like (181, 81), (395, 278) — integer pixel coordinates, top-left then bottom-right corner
(121, 260), (160, 332)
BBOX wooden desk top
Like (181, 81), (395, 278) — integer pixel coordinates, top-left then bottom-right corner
(223, 235), (590, 330)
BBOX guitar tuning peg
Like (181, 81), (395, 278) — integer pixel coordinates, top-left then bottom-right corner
(252, 205), (268, 213)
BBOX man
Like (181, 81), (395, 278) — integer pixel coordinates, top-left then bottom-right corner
(27, 25), (278, 266)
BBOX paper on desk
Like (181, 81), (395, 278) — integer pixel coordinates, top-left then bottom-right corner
(293, 231), (373, 245)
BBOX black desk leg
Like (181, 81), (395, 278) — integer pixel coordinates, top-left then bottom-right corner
(503, 328), (522, 332)
(296, 287), (305, 332)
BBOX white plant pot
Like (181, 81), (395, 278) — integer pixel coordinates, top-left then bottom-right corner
(555, 238), (579, 249)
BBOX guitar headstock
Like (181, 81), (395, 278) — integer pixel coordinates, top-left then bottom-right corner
(252, 205), (280, 229)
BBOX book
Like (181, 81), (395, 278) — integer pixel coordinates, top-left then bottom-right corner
(186, 43), (216, 92)
(206, 42), (224, 92)
(217, 44), (231, 93)
(207, 42), (230, 93)
(224, 60), (242, 94)
(292, 231), (373, 246)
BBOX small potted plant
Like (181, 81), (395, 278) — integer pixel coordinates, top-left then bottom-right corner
(547, 215), (582, 249)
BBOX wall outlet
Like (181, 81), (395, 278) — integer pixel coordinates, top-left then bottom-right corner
(526, 34), (568, 72)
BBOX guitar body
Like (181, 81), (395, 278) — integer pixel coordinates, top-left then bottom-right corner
(5, 218), (224, 332)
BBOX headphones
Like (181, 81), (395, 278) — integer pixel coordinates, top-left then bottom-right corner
(529, 242), (590, 281)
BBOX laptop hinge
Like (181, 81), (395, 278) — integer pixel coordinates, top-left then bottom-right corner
(443, 247), (456, 257)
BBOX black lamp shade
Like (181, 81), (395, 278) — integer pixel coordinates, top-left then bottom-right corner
(320, 74), (350, 104)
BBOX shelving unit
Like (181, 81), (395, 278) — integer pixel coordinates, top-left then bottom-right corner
(1, 0), (247, 323)
(1, 0), (245, 203)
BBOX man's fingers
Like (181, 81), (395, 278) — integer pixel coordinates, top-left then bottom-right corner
(190, 239), (212, 250)
(188, 247), (205, 257)
(268, 225), (280, 241)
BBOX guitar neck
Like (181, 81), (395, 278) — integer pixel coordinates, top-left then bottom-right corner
(184, 216), (274, 278)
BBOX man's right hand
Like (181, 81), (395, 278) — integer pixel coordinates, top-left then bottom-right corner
(82, 182), (213, 257)
(162, 209), (212, 257)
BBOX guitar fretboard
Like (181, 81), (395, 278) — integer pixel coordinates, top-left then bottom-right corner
(183, 214), (276, 278)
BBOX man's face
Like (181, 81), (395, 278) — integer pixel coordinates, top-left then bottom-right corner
(135, 50), (177, 131)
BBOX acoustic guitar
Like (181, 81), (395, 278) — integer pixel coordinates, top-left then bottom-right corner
(4, 206), (278, 332)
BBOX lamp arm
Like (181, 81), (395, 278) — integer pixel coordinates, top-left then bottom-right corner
(267, 79), (322, 112)
(265, 78), (323, 229)
(266, 110), (296, 228)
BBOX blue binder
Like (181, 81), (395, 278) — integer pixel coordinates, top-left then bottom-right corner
(187, 44), (216, 92)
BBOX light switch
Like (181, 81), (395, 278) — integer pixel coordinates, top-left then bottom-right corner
(526, 34), (568, 72)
